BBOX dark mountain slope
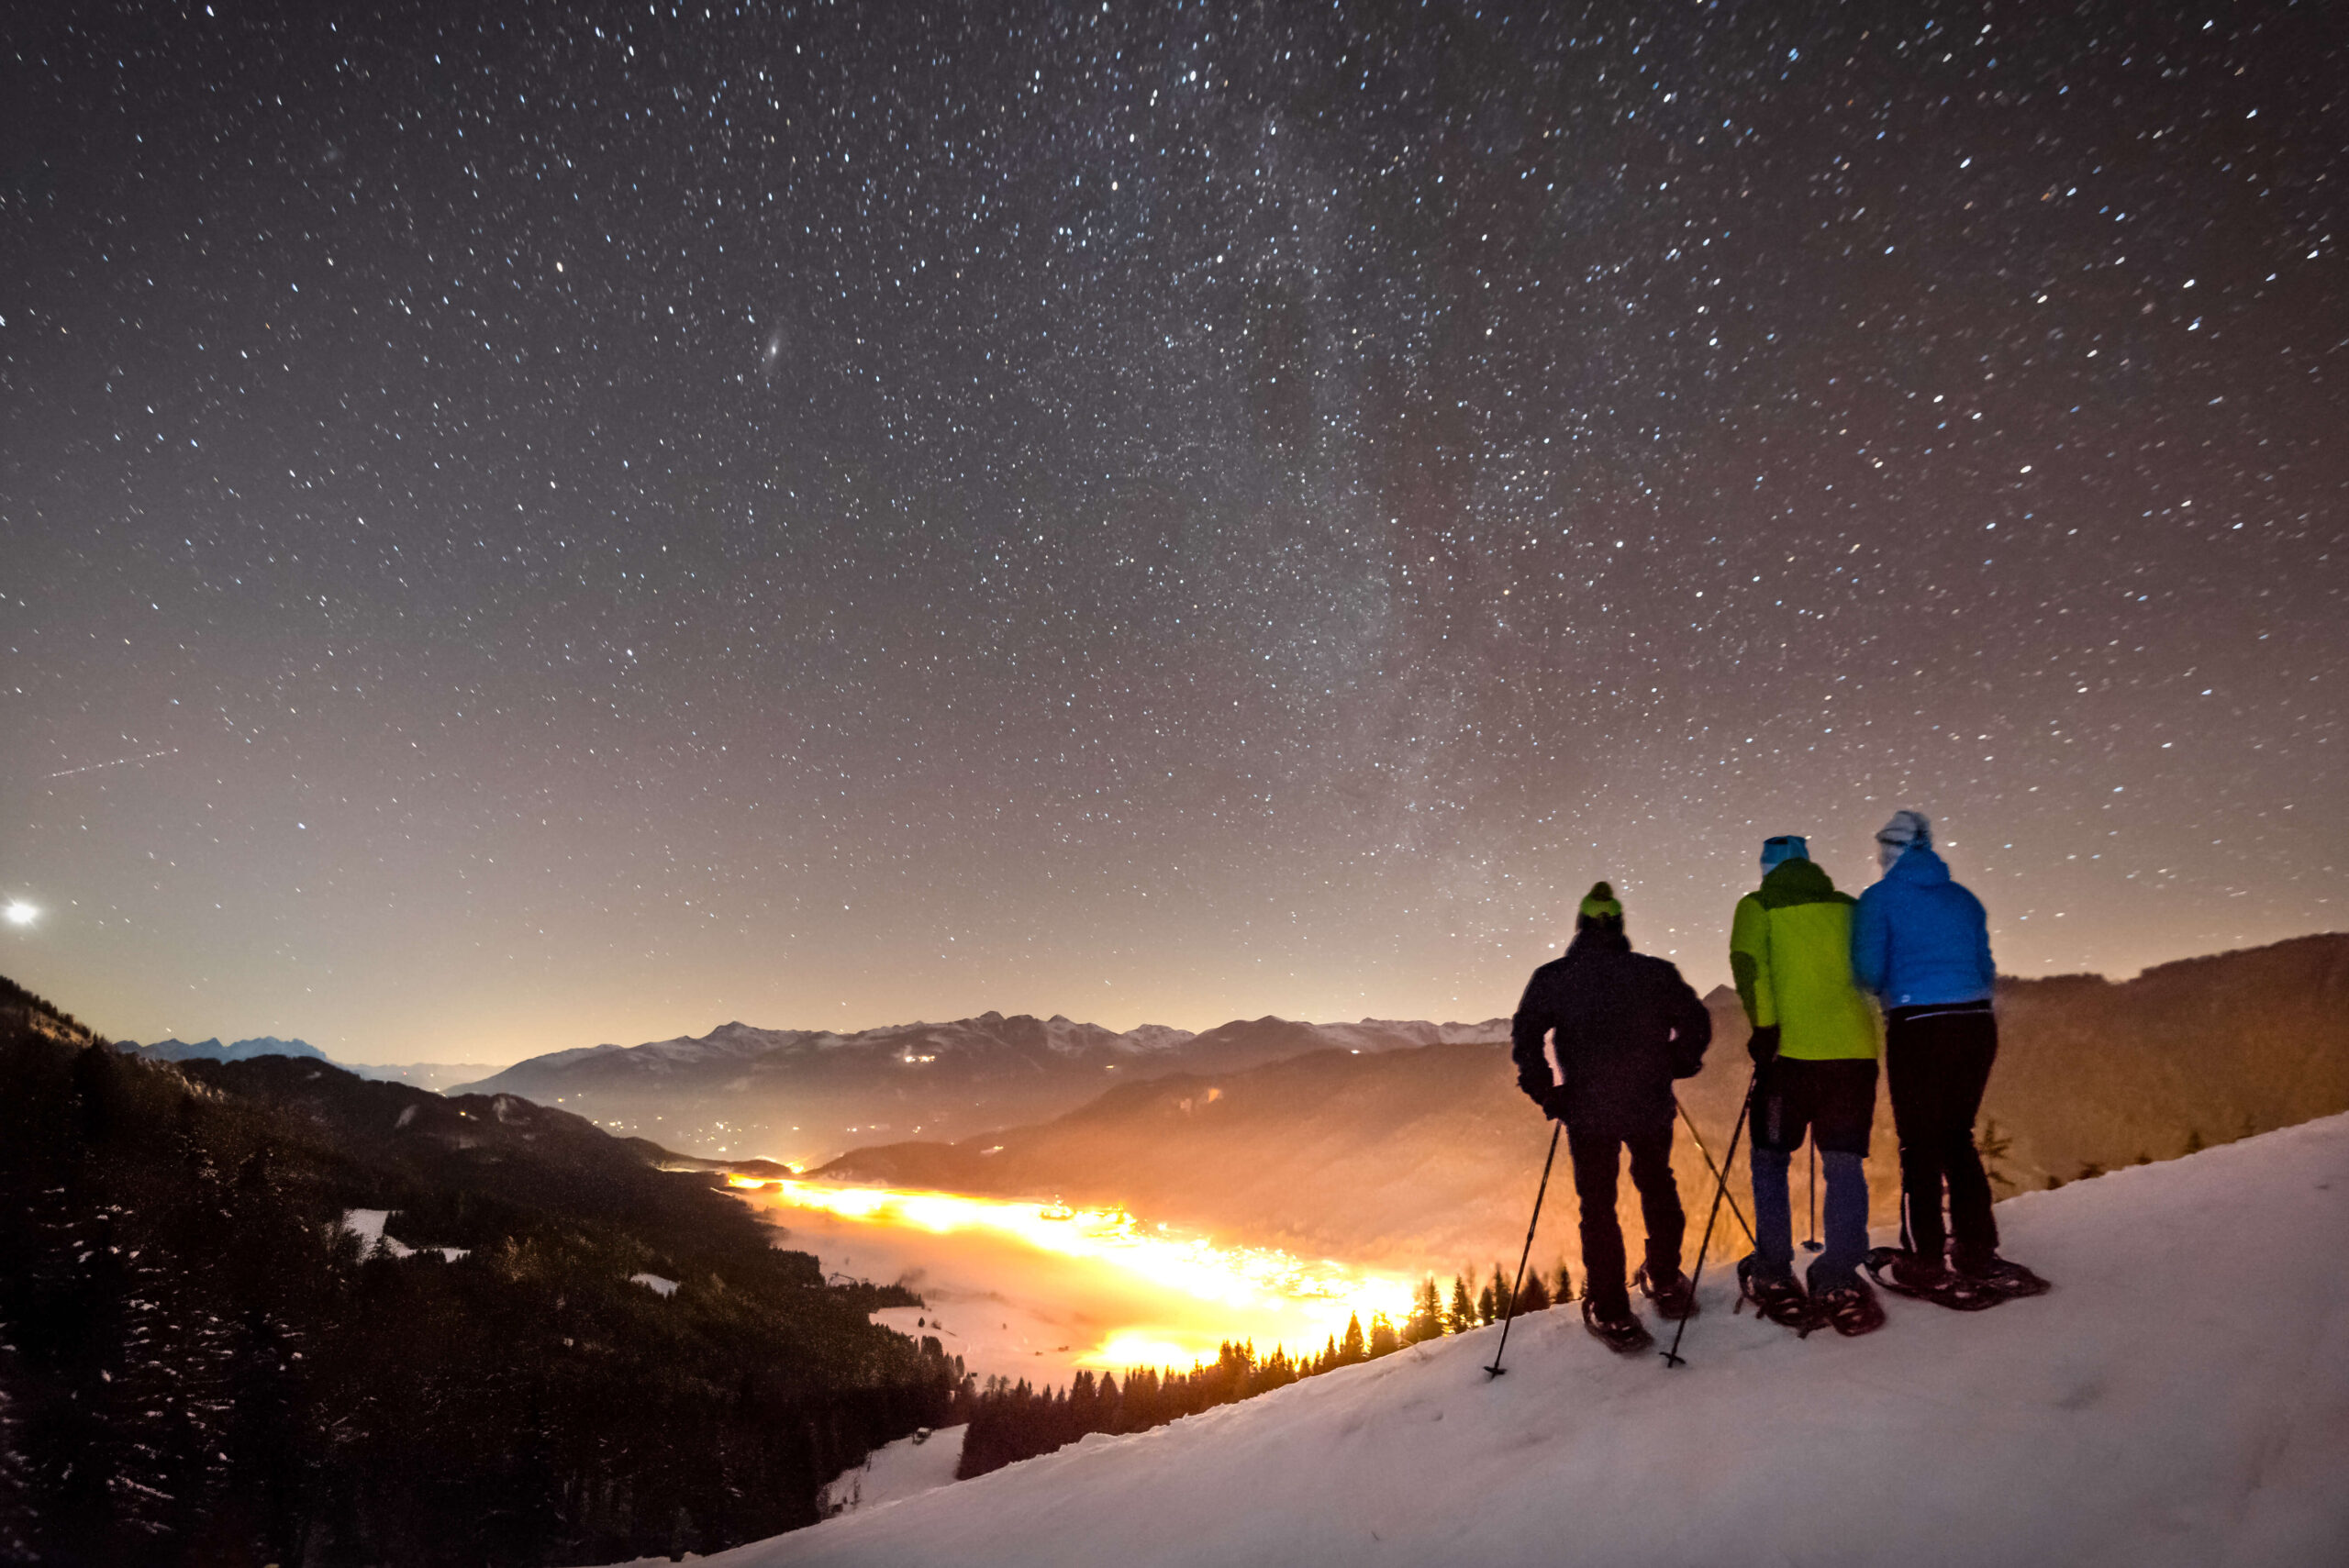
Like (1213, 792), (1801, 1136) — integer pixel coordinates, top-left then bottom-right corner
(0, 974), (957, 1567)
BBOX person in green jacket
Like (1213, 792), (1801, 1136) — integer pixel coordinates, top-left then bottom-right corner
(1729, 834), (1885, 1336)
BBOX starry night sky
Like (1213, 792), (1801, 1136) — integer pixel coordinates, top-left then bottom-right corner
(4, 1), (2343, 1063)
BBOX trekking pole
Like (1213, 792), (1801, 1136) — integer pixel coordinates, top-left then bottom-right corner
(1661, 1069), (1759, 1370)
(1804, 1141), (1822, 1252)
(1484, 1121), (1562, 1378)
(1674, 1095), (1757, 1250)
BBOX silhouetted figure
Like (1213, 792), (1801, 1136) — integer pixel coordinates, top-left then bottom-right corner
(1511, 883), (1712, 1351)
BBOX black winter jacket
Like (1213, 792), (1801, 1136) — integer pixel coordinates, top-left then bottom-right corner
(1509, 931), (1712, 1137)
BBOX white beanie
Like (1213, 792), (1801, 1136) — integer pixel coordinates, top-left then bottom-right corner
(1876, 809), (1932, 872)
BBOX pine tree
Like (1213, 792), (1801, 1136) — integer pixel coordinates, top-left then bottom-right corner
(1367, 1313), (1399, 1358)
(1403, 1277), (1444, 1343)
(1338, 1314), (1365, 1364)
(1448, 1275), (1476, 1333)
(1519, 1267), (1553, 1314)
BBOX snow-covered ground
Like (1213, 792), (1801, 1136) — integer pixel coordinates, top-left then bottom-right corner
(817, 1425), (967, 1518)
(689, 1112), (2349, 1567)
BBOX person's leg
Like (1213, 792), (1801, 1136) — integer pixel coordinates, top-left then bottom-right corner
(1885, 1018), (1950, 1262)
(1624, 1125), (1686, 1281)
(1807, 1061), (1880, 1290)
(1746, 1064), (1802, 1279)
(1566, 1124), (1631, 1317)
(1937, 1014), (2002, 1262)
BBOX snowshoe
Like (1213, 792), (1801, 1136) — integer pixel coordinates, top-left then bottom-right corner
(1809, 1278), (1887, 1337)
(1736, 1255), (1823, 1335)
(1634, 1264), (1698, 1321)
(1954, 1251), (2052, 1299)
(1864, 1246), (2001, 1311)
(1582, 1299), (1653, 1355)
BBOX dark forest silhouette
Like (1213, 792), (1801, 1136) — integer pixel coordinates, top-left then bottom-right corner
(958, 1262), (1571, 1479)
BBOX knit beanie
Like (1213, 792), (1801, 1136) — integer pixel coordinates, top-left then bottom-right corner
(1876, 809), (1932, 872)
(1759, 834), (1809, 873)
(1577, 882), (1623, 921)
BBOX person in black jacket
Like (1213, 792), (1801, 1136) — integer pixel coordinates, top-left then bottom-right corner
(1510, 883), (1713, 1351)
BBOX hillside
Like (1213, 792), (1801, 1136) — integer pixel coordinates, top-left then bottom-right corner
(0, 975), (958, 1566)
(673, 1111), (2349, 1568)
(457, 1012), (1505, 1168)
(815, 935), (2349, 1273)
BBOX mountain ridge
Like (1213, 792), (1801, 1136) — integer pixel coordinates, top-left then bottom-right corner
(455, 1010), (1508, 1165)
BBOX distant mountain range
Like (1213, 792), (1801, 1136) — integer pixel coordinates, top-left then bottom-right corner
(454, 1013), (1508, 1166)
(111, 1035), (499, 1092)
(814, 934), (2349, 1273)
(113, 1033), (332, 1063)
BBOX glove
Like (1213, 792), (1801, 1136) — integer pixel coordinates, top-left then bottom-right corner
(1746, 1025), (1782, 1066)
(1540, 1084), (1571, 1122)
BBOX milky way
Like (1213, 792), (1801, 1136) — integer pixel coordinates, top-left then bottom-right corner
(3, 2), (2342, 1062)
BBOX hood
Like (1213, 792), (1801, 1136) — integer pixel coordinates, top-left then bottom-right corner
(1565, 928), (1633, 959)
(1760, 856), (1838, 899)
(1884, 843), (1954, 886)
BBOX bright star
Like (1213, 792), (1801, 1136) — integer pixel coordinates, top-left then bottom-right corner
(3, 903), (37, 928)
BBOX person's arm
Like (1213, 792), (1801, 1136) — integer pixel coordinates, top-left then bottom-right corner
(1850, 886), (1891, 1001)
(1728, 894), (1774, 1028)
(1509, 973), (1562, 1111)
(1661, 963), (1712, 1079)
(1969, 887), (1997, 996)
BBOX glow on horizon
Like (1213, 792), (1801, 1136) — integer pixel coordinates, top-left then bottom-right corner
(735, 1176), (1418, 1369)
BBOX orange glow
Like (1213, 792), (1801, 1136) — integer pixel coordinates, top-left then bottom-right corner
(735, 1176), (1416, 1369)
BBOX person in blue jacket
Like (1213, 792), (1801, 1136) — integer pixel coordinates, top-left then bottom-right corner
(1852, 810), (2042, 1297)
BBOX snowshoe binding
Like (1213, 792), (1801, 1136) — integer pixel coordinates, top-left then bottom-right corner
(1735, 1256), (1823, 1336)
(1634, 1264), (1699, 1321)
(1582, 1299), (1654, 1355)
(1809, 1277), (1887, 1338)
(1864, 1247), (2001, 1311)
(1954, 1251), (2051, 1299)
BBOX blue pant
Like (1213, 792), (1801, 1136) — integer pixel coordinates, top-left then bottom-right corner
(1752, 1145), (1869, 1289)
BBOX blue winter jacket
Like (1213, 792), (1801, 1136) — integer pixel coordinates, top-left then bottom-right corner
(1850, 845), (1996, 1008)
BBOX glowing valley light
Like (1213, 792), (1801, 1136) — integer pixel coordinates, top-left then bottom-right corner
(3, 903), (36, 928)
(736, 1176), (1418, 1366)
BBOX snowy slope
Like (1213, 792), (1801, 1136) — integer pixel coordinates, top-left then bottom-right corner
(696, 1114), (2349, 1568)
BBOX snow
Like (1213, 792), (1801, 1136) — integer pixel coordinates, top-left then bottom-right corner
(629, 1273), (679, 1297)
(817, 1425), (967, 1518)
(338, 1210), (468, 1264)
(683, 1113), (2349, 1568)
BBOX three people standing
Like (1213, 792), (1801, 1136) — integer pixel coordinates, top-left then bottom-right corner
(1510, 812), (2038, 1348)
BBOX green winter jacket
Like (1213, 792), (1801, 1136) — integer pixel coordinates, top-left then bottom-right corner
(1729, 859), (1879, 1062)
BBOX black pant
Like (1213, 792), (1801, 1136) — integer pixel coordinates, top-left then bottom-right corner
(1886, 1006), (1999, 1262)
(1566, 1122), (1684, 1316)
(1751, 1057), (1879, 1156)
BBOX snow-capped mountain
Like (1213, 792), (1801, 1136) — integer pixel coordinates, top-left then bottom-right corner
(661, 1111), (2349, 1568)
(113, 1034), (332, 1064)
(454, 1012), (1504, 1168)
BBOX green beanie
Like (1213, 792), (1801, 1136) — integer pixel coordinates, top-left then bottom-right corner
(1578, 882), (1623, 921)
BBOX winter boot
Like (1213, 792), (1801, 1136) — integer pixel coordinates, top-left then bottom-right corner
(1736, 1255), (1822, 1333)
(1634, 1263), (1698, 1321)
(1952, 1247), (2051, 1299)
(1864, 1247), (2000, 1311)
(1809, 1276), (1887, 1338)
(1582, 1298), (1653, 1355)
